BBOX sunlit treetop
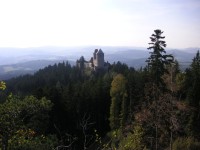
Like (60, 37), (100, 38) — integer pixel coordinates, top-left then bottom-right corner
(0, 81), (6, 90)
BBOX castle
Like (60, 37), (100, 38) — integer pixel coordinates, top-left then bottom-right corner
(76, 49), (108, 71)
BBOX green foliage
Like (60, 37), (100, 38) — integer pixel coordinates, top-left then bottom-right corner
(110, 74), (127, 97)
(0, 81), (6, 90)
(187, 51), (200, 106)
(184, 51), (200, 136)
(4, 51), (200, 149)
(21, 96), (53, 133)
(111, 61), (129, 75)
(118, 125), (145, 150)
(172, 137), (200, 150)
(147, 29), (173, 88)
(5, 61), (112, 139)
(109, 74), (128, 129)
(0, 95), (54, 149)
(8, 129), (58, 150)
(108, 129), (123, 149)
(176, 72), (186, 91)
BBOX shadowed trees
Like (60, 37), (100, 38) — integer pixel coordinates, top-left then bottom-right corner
(0, 95), (54, 149)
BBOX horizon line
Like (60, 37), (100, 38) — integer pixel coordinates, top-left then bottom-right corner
(0, 45), (199, 50)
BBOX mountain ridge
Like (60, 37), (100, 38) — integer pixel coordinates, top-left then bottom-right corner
(0, 46), (198, 80)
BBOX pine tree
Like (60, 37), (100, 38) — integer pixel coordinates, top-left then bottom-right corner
(186, 50), (200, 136)
(145, 29), (174, 149)
(146, 29), (173, 89)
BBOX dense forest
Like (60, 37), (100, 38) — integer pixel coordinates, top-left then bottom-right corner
(0, 30), (200, 150)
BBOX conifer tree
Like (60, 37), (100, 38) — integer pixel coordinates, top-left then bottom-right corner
(186, 50), (200, 136)
(146, 29), (173, 88)
(146, 29), (173, 149)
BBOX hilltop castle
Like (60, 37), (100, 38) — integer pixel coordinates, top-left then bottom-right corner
(76, 49), (109, 71)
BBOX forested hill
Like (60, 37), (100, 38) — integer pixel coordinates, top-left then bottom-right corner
(3, 60), (144, 148)
(1, 48), (200, 149)
(5, 61), (132, 96)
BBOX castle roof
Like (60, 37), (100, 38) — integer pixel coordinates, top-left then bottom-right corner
(97, 49), (103, 54)
(94, 49), (98, 54)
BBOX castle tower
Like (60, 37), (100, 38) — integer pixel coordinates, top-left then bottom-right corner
(93, 49), (98, 66)
(96, 49), (104, 68)
(93, 49), (98, 59)
(77, 56), (85, 69)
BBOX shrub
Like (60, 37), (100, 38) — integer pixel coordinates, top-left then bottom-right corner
(118, 125), (145, 150)
(172, 137), (200, 150)
(8, 129), (58, 150)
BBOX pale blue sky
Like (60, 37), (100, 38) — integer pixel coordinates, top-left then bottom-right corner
(0, 0), (199, 48)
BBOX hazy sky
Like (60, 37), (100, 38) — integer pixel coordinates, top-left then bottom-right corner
(0, 0), (199, 49)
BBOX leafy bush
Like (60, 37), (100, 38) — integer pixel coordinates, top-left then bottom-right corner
(8, 129), (58, 150)
(118, 125), (145, 150)
(0, 95), (54, 149)
(172, 137), (200, 150)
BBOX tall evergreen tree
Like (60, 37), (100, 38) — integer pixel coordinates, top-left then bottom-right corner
(186, 50), (200, 136)
(145, 29), (173, 149)
(146, 29), (173, 88)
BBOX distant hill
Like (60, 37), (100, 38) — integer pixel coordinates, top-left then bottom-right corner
(0, 60), (75, 80)
(106, 48), (196, 70)
(0, 46), (198, 80)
